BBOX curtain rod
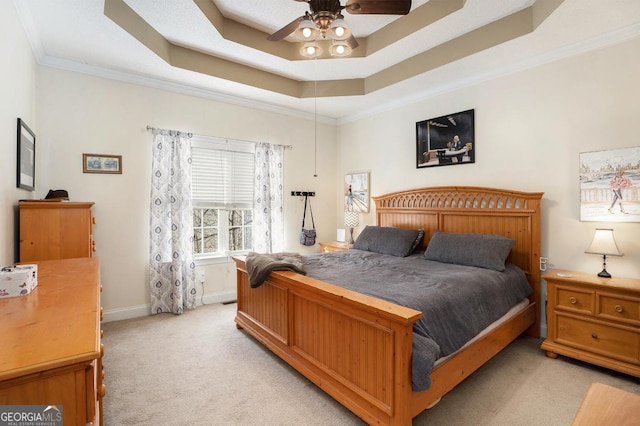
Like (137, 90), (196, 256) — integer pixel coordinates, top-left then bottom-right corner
(146, 125), (193, 138)
(146, 125), (293, 150)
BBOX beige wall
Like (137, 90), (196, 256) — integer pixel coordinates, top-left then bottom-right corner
(35, 68), (337, 321)
(0, 1), (37, 264)
(337, 37), (640, 280)
(5, 1), (639, 325)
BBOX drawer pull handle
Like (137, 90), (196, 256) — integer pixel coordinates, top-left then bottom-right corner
(569, 297), (577, 304)
(591, 333), (598, 339)
(615, 305), (623, 313)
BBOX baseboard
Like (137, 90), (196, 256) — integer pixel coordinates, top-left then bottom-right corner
(540, 324), (548, 339)
(200, 290), (236, 306)
(103, 304), (150, 323)
(102, 290), (237, 323)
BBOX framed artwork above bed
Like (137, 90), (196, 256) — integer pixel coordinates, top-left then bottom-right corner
(416, 109), (475, 169)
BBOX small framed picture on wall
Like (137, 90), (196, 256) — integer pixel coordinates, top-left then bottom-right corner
(83, 153), (123, 174)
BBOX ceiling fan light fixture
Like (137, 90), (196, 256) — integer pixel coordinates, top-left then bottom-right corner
(300, 41), (322, 58)
(330, 40), (352, 57)
(327, 16), (350, 40)
(295, 18), (319, 41)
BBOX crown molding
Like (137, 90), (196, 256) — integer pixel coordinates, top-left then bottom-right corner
(337, 22), (640, 125)
(12, 0), (640, 125)
(35, 54), (338, 125)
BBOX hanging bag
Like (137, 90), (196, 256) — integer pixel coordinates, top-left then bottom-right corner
(299, 196), (317, 246)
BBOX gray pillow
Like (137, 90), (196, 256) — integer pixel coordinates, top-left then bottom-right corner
(353, 226), (421, 257)
(423, 231), (516, 271)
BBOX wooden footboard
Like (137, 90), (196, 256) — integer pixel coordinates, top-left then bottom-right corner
(234, 257), (422, 426)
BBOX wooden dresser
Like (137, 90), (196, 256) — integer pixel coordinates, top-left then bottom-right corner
(541, 269), (640, 378)
(19, 201), (95, 262)
(0, 257), (104, 425)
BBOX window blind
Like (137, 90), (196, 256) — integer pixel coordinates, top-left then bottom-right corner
(191, 137), (255, 209)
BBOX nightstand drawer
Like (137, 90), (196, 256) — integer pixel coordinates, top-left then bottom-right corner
(319, 241), (352, 253)
(556, 285), (594, 315)
(598, 293), (640, 325)
(556, 315), (639, 364)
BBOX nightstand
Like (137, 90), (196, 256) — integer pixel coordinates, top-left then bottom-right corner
(319, 241), (353, 253)
(541, 269), (640, 378)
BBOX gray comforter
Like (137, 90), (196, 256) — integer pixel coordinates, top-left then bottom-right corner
(301, 249), (532, 391)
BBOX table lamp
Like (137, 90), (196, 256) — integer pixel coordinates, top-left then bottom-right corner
(584, 228), (623, 278)
(344, 211), (359, 244)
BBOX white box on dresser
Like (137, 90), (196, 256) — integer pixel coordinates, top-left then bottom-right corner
(0, 264), (37, 298)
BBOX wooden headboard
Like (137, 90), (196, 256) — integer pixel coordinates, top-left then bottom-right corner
(373, 186), (543, 337)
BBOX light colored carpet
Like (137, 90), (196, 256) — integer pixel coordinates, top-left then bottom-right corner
(102, 302), (639, 426)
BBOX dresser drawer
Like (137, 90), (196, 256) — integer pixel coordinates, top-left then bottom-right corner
(598, 292), (640, 326)
(556, 285), (594, 315)
(556, 315), (639, 364)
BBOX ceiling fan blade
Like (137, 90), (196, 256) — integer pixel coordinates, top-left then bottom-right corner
(345, 0), (411, 15)
(267, 16), (305, 41)
(346, 34), (359, 49)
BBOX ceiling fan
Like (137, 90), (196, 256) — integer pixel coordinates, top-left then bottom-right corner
(267, 0), (412, 55)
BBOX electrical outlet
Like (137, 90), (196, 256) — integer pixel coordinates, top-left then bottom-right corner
(198, 271), (205, 282)
(540, 257), (548, 272)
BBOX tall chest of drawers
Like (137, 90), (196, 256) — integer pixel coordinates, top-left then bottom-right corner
(19, 201), (95, 262)
(541, 269), (640, 377)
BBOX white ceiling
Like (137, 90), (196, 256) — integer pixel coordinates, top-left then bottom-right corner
(13, 0), (640, 123)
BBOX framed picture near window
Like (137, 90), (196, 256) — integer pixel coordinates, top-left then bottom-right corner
(344, 172), (369, 212)
(83, 153), (123, 174)
(17, 118), (36, 191)
(579, 146), (640, 222)
(416, 109), (475, 168)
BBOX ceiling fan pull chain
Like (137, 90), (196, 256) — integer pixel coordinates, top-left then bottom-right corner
(314, 58), (318, 178)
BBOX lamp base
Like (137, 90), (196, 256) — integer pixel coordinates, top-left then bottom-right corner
(348, 227), (355, 244)
(596, 254), (613, 278)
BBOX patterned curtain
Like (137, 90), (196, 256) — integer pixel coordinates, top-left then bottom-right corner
(149, 129), (196, 314)
(253, 143), (284, 253)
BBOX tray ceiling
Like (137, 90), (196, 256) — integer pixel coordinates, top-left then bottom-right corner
(13, 0), (640, 122)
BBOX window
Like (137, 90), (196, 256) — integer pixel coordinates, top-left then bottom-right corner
(191, 136), (254, 258)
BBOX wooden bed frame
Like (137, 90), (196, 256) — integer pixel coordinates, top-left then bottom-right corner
(233, 186), (543, 426)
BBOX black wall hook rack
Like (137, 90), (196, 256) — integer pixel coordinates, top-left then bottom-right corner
(291, 191), (315, 197)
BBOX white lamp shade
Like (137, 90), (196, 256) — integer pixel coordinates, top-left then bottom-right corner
(585, 228), (623, 256)
(344, 211), (359, 228)
(327, 17), (351, 40)
(330, 40), (352, 57)
(295, 19), (319, 41)
(300, 42), (322, 58)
